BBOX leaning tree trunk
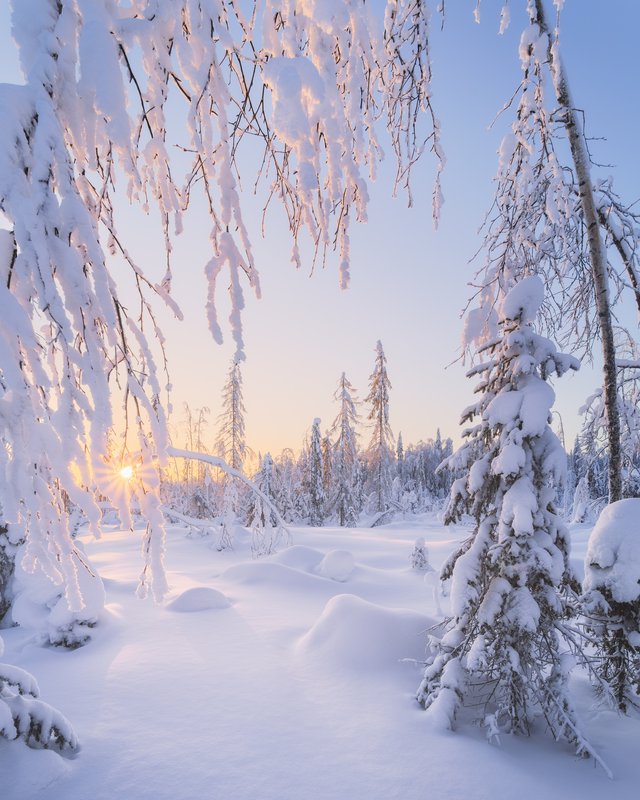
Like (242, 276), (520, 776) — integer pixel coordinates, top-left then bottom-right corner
(0, 524), (16, 624)
(535, 0), (622, 503)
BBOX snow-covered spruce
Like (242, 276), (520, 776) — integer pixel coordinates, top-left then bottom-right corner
(582, 499), (640, 712)
(417, 277), (587, 750)
(328, 373), (361, 526)
(365, 341), (394, 515)
(410, 538), (431, 572)
(308, 419), (326, 527)
(0, 637), (78, 755)
(245, 453), (289, 558)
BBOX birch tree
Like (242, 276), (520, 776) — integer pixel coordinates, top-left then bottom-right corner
(468, 0), (640, 503)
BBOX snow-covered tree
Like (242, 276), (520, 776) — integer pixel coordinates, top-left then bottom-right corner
(308, 419), (326, 527)
(329, 373), (361, 527)
(470, 1), (640, 502)
(396, 433), (405, 480)
(0, 640), (78, 754)
(579, 329), (640, 502)
(0, 0), (445, 757)
(217, 480), (239, 552)
(215, 361), (247, 474)
(410, 537), (430, 571)
(365, 341), (394, 514)
(0, 522), (19, 626)
(272, 449), (300, 525)
(582, 499), (640, 712)
(0, 0), (442, 652)
(247, 453), (288, 557)
(212, 360), (248, 542)
(417, 277), (591, 753)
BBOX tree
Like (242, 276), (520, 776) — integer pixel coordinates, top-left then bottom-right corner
(329, 373), (361, 527)
(215, 361), (247, 475)
(417, 277), (596, 755)
(307, 419), (326, 527)
(364, 341), (394, 514)
(0, 4), (442, 745)
(0, 0), (441, 625)
(469, 1), (640, 503)
(246, 453), (288, 557)
(582, 499), (640, 713)
(0, 649), (78, 754)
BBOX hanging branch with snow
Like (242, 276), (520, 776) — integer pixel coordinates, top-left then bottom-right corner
(0, 0), (443, 616)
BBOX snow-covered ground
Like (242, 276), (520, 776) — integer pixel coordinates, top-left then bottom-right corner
(2, 514), (639, 800)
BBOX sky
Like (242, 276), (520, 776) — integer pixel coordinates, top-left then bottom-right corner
(1, 1), (639, 463)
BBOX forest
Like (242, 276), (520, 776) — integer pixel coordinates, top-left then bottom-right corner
(1, 2), (640, 798)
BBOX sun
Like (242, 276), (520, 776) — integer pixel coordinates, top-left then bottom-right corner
(119, 465), (134, 481)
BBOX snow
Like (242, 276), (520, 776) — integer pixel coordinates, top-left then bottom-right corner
(164, 586), (231, 612)
(315, 549), (355, 582)
(2, 515), (640, 799)
(583, 499), (640, 603)
(500, 274), (545, 323)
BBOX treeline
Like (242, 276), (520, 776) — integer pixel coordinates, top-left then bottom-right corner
(161, 343), (455, 527)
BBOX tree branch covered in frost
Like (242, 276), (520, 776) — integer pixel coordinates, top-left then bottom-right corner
(466, 2), (640, 359)
(167, 446), (291, 555)
(579, 329), (640, 499)
(0, 639), (78, 755)
(0, 0), (442, 608)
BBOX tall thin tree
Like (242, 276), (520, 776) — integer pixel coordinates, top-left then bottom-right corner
(365, 341), (394, 514)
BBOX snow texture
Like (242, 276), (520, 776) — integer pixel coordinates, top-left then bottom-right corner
(316, 550), (355, 582)
(583, 499), (640, 603)
(165, 586), (231, 612)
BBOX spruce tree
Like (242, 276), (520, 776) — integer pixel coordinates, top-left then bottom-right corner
(365, 341), (394, 514)
(416, 277), (591, 753)
(214, 361), (247, 546)
(215, 361), (247, 473)
(582, 499), (640, 712)
(308, 419), (326, 527)
(330, 373), (361, 527)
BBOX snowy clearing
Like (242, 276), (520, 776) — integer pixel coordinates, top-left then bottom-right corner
(2, 514), (639, 800)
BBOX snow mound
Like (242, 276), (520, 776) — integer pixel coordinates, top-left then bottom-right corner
(583, 499), (640, 602)
(315, 550), (355, 582)
(165, 587), (230, 612)
(270, 545), (325, 572)
(298, 594), (432, 672)
(221, 561), (327, 593)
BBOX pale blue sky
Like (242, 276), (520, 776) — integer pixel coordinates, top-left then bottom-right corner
(1, 2), (639, 459)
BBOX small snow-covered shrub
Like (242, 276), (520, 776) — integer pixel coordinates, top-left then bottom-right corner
(0, 638), (78, 755)
(582, 499), (640, 711)
(410, 538), (430, 571)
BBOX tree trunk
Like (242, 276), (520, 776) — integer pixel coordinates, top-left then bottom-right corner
(534, 0), (622, 502)
(0, 525), (15, 624)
